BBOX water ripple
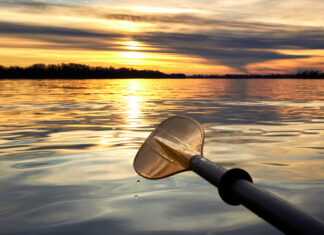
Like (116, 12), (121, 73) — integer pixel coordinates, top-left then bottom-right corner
(0, 79), (323, 234)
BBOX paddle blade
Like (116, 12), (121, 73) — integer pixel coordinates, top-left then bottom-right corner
(133, 116), (204, 179)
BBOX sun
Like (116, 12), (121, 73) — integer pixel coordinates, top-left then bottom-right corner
(120, 51), (148, 59)
(123, 41), (141, 50)
(118, 40), (148, 60)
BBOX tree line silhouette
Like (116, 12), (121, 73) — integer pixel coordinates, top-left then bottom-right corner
(0, 63), (323, 79)
(192, 70), (324, 79)
(0, 63), (185, 79)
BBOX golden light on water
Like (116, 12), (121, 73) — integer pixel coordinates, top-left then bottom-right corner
(0, 78), (323, 184)
(123, 80), (143, 128)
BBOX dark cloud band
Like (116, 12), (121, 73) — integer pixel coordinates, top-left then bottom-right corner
(0, 22), (121, 38)
(1, 1), (323, 71)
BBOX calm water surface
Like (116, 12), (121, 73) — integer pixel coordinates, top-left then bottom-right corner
(0, 79), (323, 234)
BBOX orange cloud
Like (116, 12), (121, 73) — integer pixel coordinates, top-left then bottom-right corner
(0, 1), (324, 74)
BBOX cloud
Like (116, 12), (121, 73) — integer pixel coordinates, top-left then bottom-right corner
(0, 0), (323, 73)
(0, 21), (125, 52)
(132, 32), (311, 71)
(0, 22), (121, 38)
(1, 20), (320, 71)
(0, 1), (316, 31)
(0, 0), (51, 8)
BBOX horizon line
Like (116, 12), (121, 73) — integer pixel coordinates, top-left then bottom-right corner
(1, 63), (324, 76)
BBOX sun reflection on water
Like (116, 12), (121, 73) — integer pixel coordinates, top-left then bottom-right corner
(124, 85), (143, 128)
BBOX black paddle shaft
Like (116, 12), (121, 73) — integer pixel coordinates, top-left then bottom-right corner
(190, 156), (324, 235)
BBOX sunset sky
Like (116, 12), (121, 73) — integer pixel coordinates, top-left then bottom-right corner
(1, 0), (324, 75)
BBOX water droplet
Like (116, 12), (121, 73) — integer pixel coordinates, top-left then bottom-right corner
(136, 179), (140, 184)
(134, 194), (138, 199)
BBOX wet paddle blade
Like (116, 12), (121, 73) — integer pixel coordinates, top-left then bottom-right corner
(133, 116), (204, 179)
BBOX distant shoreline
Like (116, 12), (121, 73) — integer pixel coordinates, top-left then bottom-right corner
(1, 63), (324, 79)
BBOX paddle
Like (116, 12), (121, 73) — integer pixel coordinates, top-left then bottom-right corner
(133, 116), (324, 234)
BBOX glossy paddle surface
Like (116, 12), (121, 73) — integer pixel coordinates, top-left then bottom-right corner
(133, 116), (204, 179)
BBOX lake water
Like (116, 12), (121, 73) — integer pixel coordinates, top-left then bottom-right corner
(0, 79), (323, 234)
